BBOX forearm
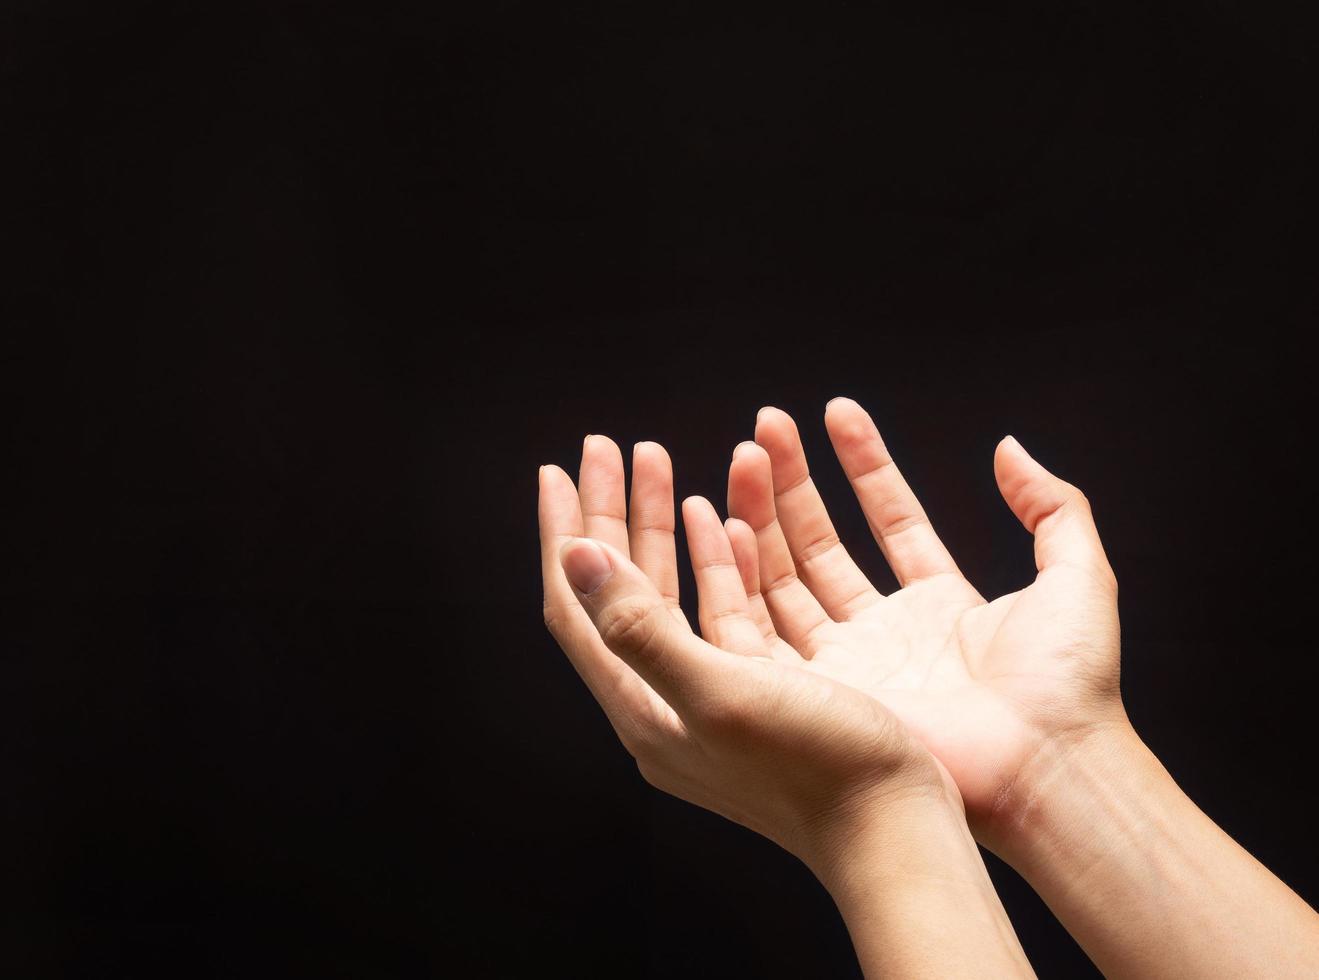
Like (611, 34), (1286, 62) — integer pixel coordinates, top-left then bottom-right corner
(815, 791), (1035, 979)
(989, 725), (1319, 978)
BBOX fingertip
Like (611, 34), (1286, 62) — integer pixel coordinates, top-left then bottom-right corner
(632, 440), (672, 474)
(724, 517), (757, 550)
(993, 435), (1025, 486)
(583, 432), (622, 455)
(558, 534), (597, 559)
(540, 462), (569, 485)
(754, 408), (798, 454)
(755, 405), (795, 436)
(1003, 433), (1038, 454)
(726, 444), (774, 521)
(681, 494), (718, 519)
(731, 440), (769, 465)
(996, 435), (1043, 475)
(823, 397), (880, 447)
(559, 537), (614, 596)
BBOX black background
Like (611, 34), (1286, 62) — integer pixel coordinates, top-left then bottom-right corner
(5, 1), (1317, 976)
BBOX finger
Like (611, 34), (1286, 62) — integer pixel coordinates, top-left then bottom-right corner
(726, 440), (833, 652)
(993, 436), (1116, 589)
(823, 397), (961, 587)
(579, 434), (630, 556)
(725, 517), (777, 641)
(560, 537), (743, 714)
(727, 518), (804, 664)
(681, 496), (766, 655)
(627, 441), (683, 619)
(753, 407), (881, 617)
(539, 466), (670, 737)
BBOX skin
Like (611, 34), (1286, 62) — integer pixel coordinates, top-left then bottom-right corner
(539, 437), (1034, 977)
(728, 398), (1319, 978)
(725, 399), (1125, 844)
(539, 400), (1319, 977)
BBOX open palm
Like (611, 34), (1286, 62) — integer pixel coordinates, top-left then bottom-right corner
(724, 400), (1125, 831)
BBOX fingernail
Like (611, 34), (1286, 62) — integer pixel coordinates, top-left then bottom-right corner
(562, 539), (613, 595)
(733, 440), (757, 458)
(825, 396), (846, 410)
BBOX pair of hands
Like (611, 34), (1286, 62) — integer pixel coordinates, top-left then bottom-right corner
(539, 397), (1127, 879)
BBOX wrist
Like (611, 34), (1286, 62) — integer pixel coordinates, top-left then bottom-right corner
(810, 781), (1034, 978)
(807, 780), (969, 894)
(981, 717), (1170, 880)
(978, 714), (1319, 978)
(789, 752), (966, 890)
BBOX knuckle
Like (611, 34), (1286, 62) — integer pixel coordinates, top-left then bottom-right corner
(600, 599), (663, 659)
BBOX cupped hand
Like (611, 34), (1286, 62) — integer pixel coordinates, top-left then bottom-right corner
(725, 399), (1126, 840)
(539, 437), (954, 876)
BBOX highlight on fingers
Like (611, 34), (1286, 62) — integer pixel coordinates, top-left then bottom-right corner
(725, 516), (788, 649)
(578, 433), (630, 556)
(753, 406), (810, 489)
(629, 440), (682, 612)
(681, 496), (766, 656)
(823, 396), (963, 588)
(751, 404), (880, 618)
(726, 436), (833, 653)
(724, 517), (760, 599)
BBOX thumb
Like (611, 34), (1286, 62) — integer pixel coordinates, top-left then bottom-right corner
(560, 537), (733, 712)
(993, 436), (1115, 587)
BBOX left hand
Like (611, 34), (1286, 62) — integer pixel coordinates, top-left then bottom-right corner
(538, 438), (958, 878)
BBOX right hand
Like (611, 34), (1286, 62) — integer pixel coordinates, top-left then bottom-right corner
(724, 399), (1127, 847)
